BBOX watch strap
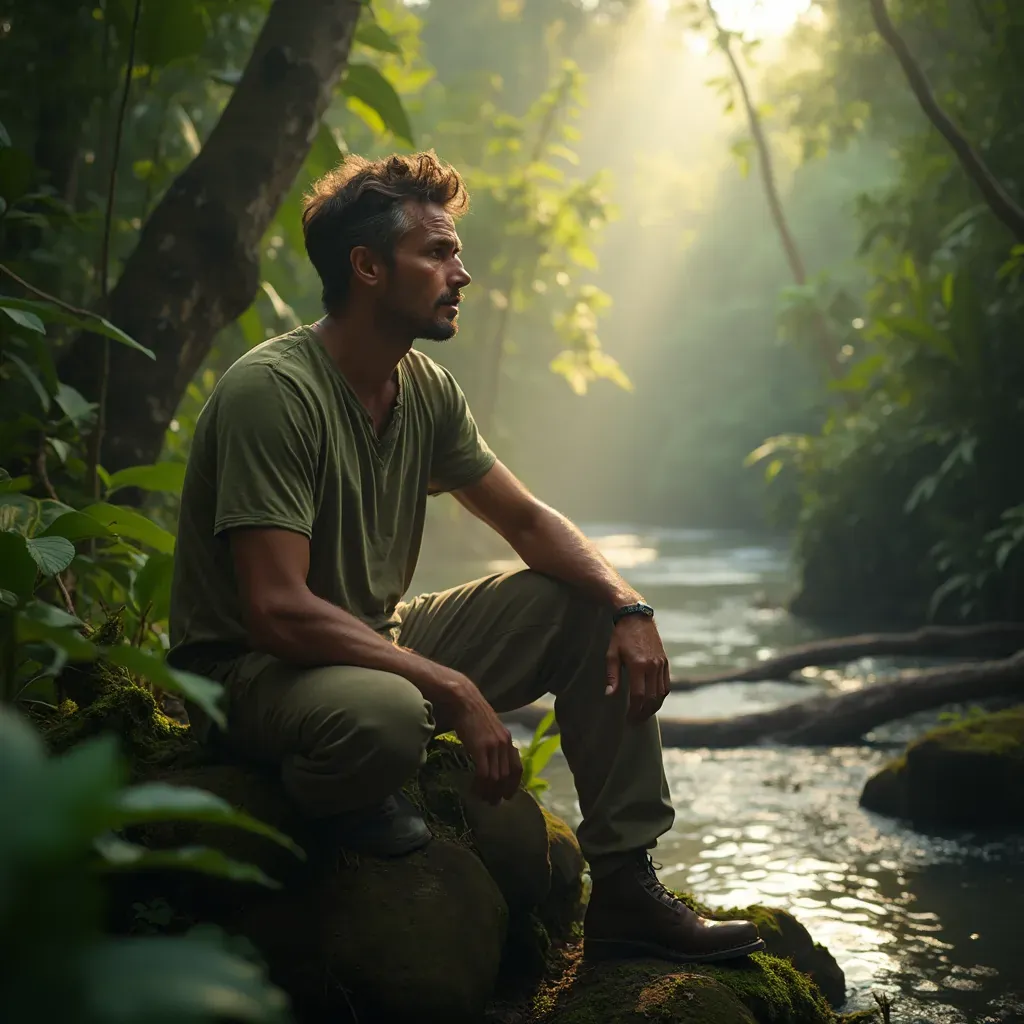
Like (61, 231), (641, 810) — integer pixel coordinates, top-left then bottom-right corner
(612, 601), (655, 625)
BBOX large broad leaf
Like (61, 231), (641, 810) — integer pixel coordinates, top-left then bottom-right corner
(0, 296), (154, 358)
(55, 382), (96, 425)
(525, 734), (561, 779)
(106, 462), (186, 497)
(80, 503), (175, 554)
(99, 645), (226, 729)
(132, 552), (175, 622)
(7, 351), (51, 412)
(112, 783), (304, 859)
(16, 600), (95, 659)
(341, 63), (414, 145)
(80, 937), (291, 1023)
(1, 304), (46, 333)
(40, 510), (116, 543)
(26, 535), (76, 576)
(94, 835), (279, 888)
(0, 530), (38, 600)
(354, 17), (403, 55)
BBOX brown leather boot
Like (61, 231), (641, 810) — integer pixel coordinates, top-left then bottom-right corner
(584, 852), (765, 963)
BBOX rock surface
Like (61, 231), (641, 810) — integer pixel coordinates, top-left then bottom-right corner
(531, 946), (836, 1024)
(860, 707), (1024, 828)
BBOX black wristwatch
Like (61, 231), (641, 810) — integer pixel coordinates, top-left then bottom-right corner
(612, 601), (655, 625)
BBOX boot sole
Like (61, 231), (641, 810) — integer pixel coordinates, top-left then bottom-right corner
(583, 936), (766, 964)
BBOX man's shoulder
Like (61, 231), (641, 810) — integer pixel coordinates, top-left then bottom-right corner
(215, 328), (323, 400)
(402, 348), (461, 398)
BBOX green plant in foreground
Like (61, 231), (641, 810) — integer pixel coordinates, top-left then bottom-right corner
(520, 709), (562, 799)
(0, 705), (304, 1023)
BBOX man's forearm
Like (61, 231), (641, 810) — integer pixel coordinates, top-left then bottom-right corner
(252, 589), (464, 709)
(506, 504), (644, 610)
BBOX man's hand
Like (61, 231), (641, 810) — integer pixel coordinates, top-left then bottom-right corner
(605, 616), (671, 723)
(449, 679), (523, 804)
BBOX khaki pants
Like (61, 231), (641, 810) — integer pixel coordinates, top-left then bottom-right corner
(212, 569), (674, 873)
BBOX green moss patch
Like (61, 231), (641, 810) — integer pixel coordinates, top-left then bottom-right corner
(860, 706), (1024, 827)
(532, 946), (836, 1024)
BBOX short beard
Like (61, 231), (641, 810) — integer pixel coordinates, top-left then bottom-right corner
(417, 317), (458, 343)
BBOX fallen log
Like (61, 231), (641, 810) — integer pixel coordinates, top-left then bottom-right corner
(503, 650), (1024, 748)
(672, 621), (1024, 688)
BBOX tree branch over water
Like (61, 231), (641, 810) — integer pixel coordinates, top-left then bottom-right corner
(869, 0), (1024, 242)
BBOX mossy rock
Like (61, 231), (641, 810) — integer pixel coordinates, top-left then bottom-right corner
(541, 807), (585, 938)
(686, 902), (844, 1008)
(240, 838), (508, 1023)
(532, 947), (837, 1024)
(860, 707), (1024, 828)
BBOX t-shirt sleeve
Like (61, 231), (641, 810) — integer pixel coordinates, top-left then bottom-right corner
(429, 365), (497, 493)
(210, 365), (320, 538)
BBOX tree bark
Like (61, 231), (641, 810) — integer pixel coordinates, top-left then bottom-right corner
(59, 0), (363, 472)
(672, 622), (1024, 687)
(869, 0), (1024, 242)
(504, 650), (1024, 748)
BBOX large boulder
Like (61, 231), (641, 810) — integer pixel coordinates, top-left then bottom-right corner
(860, 707), (1024, 828)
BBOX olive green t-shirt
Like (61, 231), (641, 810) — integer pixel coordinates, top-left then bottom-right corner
(167, 327), (495, 668)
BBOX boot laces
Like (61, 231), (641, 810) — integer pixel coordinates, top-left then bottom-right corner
(638, 853), (686, 912)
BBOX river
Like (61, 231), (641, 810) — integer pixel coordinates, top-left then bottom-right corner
(410, 524), (1024, 1023)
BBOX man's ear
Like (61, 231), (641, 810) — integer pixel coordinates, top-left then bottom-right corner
(350, 245), (387, 289)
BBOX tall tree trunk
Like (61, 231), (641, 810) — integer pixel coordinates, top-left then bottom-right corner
(868, 0), (1024, 242)
(59, 0), (362, 472)
(707, 2), (840, 378)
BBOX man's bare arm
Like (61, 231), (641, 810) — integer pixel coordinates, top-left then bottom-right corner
(452, 460), (643, 609)
(228, 527), (522, 801)
(230, 527), (462, 706)
(453, 461), (670, 722)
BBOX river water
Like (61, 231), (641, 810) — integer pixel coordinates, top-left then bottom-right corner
(411, 525), (1024, 1023)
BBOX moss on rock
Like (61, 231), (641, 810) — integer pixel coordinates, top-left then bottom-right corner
(532, 946), (836, 1024)
(860, 707), (1024, 827)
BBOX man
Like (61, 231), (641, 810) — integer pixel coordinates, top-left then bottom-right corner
(168, 151), (763, 965)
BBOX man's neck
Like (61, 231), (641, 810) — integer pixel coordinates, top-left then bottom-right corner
(311, 311), (411, 409)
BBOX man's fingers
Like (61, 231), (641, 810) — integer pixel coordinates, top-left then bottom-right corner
(628, 662), (647, 721)
(605, 648), (620, 696)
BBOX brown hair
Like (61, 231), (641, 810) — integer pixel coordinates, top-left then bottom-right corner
(301, 151), (470, 313)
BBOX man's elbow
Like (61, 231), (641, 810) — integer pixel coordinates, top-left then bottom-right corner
(242, 590), (309, 659)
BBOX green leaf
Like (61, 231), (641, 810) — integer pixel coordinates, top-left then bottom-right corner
(80, 503), (175, 553)
(0, 296), (154, 358)
(877, 315), (958, 363)
(40, 510), (115, 543)
(0, 119), (10, 147)
(112, 783), (304, 858)
(106, 462), (186, 497)
(132, 552), (175, 621)
(526, 734), (561, 778)
(354, 18), (403, 55)
(0, 530), (38, 600)
(0, 588), (17, 607)
(1, 305), (45, 332)
(80, 937), (291, 1023)
(26, 535), (75, 575)
(341, 63), (414, 145)
(94, 835), (280, 888)
(55, 382), (96, 424)
(137, 0), (209, 68)
(16, 600), (94, 658)
(6, 351), (51, 411)
(99, 645), (226, 728)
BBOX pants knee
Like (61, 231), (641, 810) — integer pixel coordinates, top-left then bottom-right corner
(314, 671), (433, 794)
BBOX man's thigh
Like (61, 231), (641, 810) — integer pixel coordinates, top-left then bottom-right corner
(396, 569), (608, 710)
(221, 652), (433, 763)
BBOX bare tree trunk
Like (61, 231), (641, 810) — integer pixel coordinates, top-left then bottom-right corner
(673, 622), (1024, 687)
(59, 0), (362, 472)
(504, 649), (1024, 747)
(869, 0), (1024, 242)
(707, 2), (840, 378)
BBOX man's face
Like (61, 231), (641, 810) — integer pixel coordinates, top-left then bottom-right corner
(380, 201), (471, 342)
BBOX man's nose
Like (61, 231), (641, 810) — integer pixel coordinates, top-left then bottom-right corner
(451, 259), (471, 289)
